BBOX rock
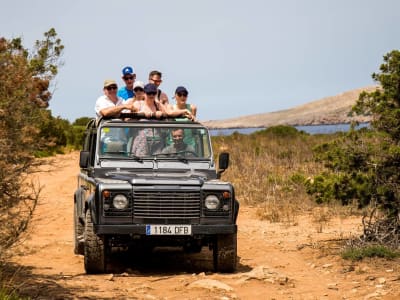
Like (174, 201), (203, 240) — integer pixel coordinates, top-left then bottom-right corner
(377, 277), (386, 284)
(322, 263), (333, 268)
(364, 292), (381, 299)
(385, 269), (394, 273)
(365, 275), (376, 281)
(188, 279), (233, 292)
(327, 283), (338, 290)
(107, 274), (114, 281)
(235, 265), (290, 286)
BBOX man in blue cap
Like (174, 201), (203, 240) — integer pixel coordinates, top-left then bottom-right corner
(117, 66), (136, 100)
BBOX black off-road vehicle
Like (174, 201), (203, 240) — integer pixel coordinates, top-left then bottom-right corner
(74, 114), (239, 274)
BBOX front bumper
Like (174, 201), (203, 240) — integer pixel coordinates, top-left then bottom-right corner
(95, 224), (237, 235)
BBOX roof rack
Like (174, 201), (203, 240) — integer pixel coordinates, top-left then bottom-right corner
(96, 113), (198, 126)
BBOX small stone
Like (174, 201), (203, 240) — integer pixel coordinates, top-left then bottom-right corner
(377, 277), (386, 284)
(364, 292), (380, 299)
(327, 283), (338, 290)
(188, 279), (233, 291)
(361, 266), (370, 272)
(107, 274), (114, 281)
(322, 263), (333, 268)
(198, 272), (206, 277)
(365, 275), (375, 281)
(310, 264), (316, 269)
(385, 269), (394, 273)
(278, 276), (288, 285)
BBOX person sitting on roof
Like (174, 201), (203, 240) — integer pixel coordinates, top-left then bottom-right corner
(95, 79), (134, 118)
(168, 86), (196, 121)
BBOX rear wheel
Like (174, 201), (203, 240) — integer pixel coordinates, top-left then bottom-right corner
(84, 210), (107, 274)
(213, 233), (237, 273)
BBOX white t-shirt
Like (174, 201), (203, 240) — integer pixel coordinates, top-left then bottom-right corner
(95, 95), (124, 118)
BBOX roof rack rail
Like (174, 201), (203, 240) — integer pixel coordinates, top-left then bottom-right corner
(98, 112), (194, 122)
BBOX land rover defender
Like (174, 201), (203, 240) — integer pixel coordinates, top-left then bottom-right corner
(74, 114), (238, 274)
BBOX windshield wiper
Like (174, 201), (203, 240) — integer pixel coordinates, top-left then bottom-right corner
(101, 151), (143, 162)
(154, 152), (188, 163)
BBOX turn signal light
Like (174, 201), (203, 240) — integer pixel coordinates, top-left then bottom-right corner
(222, 191), (231, 199)
(102, 190), (111, 198)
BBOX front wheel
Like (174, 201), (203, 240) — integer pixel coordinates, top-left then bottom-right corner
(213, 233), (237, 273)
(84, 210), (107, 274)
(73, 202), (84, 255)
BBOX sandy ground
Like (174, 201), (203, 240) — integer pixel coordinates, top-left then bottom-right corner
(6, 151), (400, 299)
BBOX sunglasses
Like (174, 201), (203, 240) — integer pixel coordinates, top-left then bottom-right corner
(123, 76), (134, 80)
(146, 92), (157, 96)
(177, 93), (188, 97)
(106, 86), (118, 91)
(134, 88), (144, 92)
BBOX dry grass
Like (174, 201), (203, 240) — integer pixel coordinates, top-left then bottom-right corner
(212, 128), (351, 223)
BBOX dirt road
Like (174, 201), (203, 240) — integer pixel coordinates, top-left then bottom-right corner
(9, 152), (400, 299)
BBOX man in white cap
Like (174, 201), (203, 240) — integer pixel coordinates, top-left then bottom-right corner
(95, 79), (133, 118)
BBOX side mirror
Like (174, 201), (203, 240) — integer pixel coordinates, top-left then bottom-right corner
(217, 152), (229, 179)
(79, 151), (90, 168)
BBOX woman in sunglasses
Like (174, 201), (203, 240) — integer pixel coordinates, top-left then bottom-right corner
(95, 79), (134, 118)
(132, 83), (168, 118)
(169, 86), (196, 121)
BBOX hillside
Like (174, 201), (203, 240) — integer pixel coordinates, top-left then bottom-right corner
(202, 86), (377, 129)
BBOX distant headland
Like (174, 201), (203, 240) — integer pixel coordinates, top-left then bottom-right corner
(202, 86), (377, 129)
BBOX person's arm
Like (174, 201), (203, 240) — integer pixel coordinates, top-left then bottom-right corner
(99, 102), (134, 117)
(190, 104), (197, 118)
(168, 108), (195, 120)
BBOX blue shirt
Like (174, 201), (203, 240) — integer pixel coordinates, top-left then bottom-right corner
(117, 86), (135, 100)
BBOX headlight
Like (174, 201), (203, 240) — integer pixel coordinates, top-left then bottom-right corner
(205, 195), (220, 210)
(113, 194), (128, 209)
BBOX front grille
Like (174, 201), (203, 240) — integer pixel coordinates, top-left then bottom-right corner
(133, 190), (200, 219)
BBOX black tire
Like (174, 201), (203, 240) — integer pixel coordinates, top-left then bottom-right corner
(213, 233), (237, 273)
(84, 210), (106, 274)
(73, 202), (84, 255)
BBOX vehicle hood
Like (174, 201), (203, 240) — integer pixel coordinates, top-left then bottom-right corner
(98, 169), (214, 186)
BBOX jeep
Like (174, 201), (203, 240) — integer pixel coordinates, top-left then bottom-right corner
(74, 114), (239, 274)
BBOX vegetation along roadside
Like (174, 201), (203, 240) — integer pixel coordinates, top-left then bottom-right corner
(1, 27), (400, 298)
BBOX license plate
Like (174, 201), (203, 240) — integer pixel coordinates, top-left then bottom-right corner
(146, 225), (192, 235)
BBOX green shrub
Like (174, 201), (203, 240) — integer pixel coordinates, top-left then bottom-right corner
(341, 245), (400, 261)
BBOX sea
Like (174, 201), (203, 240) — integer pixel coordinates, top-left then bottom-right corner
(209, 123), (370, 136)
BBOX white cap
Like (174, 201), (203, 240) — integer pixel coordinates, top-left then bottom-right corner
(133, 80), (144, 89)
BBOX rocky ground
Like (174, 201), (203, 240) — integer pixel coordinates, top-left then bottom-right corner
(5, 151), (400, 299)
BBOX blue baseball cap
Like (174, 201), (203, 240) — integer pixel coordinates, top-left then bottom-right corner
(122, 66), (134, 76)
(144, 83), (158, 94)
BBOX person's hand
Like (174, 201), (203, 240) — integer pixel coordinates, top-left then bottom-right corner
(183, 109), (195, 121)
(155, 111), (164, 118)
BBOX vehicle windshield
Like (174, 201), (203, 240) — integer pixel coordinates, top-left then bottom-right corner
(99, 125), (212, 159)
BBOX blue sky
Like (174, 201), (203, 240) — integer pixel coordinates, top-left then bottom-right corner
(1, 0), (400, 122)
